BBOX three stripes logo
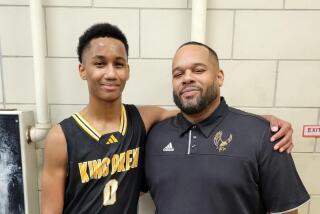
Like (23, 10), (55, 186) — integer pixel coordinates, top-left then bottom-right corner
(163, 142), (174, 152)
(106, 135), (118, 145)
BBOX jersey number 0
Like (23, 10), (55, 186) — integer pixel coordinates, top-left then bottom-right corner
(103, 179), (118, 206)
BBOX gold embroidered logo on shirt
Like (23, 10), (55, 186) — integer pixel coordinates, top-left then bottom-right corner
(213, 131), (232, 152)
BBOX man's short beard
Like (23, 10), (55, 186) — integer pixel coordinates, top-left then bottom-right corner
(173, 84), (217, 115)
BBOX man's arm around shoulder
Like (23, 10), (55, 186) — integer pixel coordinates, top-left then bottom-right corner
(137, 106), (179, 132)
(41, 125), (67, 214)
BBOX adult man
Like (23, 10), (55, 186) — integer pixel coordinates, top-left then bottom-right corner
(41, 23), (293, 213)
(145, 42), (309, 214)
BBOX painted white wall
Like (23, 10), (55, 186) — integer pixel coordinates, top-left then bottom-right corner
(0, 0), (319, 213)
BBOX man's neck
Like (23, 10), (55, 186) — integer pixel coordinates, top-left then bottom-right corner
(82, 96), (122, 123)
(182, 97), (221, 124)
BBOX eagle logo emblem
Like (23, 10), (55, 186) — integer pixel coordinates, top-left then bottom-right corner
(213, 131), (232, 152)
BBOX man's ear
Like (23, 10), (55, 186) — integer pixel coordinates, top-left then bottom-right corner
(217, 69), (224, 87)
(79, 63), (87, 80)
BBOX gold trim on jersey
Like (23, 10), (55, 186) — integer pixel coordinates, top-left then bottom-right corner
(72, 104), (127, 142)
(119, 105), (127, 136)
(72, 113), (101, 141)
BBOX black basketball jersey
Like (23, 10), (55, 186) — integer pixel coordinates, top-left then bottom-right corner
(60, 104), (146, 214)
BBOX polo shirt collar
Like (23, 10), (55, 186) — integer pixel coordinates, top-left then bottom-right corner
(175, 97), (229, 138)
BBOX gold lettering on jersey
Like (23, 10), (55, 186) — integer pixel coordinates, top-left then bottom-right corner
(93, 159), (102, 179)
(78, 162), (89, 183)
(213, 131), (232, 152)
(78, 147), (140, 184)
(88, 161), (94, 179)
(125, 149), (133, 171)
(102, 157), (110, 176)
(117, 152), (126, 172)
(131, 148), (139, 168)
(111, 154), (120, 175)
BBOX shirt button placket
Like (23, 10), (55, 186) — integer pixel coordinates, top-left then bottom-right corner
(190, 126), (197, 153)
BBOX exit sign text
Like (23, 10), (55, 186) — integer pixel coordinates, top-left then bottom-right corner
(303, 125), (320, 137)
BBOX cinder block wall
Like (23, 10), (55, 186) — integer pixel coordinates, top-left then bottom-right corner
(0, 0), (319, 213)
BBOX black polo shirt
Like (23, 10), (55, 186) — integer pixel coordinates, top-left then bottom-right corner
(145, 98), (309, 214)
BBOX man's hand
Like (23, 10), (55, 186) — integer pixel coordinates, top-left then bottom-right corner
(261, 115), (294, 153)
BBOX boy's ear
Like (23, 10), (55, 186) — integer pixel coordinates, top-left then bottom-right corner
(79, 63), (87, 80)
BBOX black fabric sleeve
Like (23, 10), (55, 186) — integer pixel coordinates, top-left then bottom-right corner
(258, 129), (310, 213)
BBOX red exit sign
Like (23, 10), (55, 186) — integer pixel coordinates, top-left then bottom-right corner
(303, 125), (320, 137)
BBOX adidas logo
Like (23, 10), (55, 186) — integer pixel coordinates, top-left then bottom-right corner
(163, 142), (174, 152)
(106, 134), (118, 145)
